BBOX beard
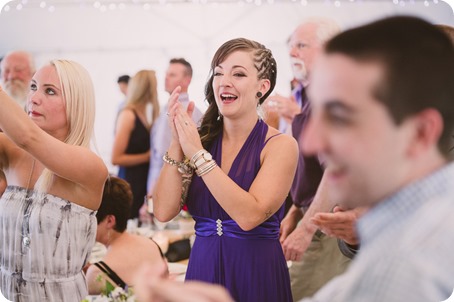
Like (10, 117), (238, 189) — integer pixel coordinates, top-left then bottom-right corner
(3, 79), (28, 108)
(290, 57), (308, 83)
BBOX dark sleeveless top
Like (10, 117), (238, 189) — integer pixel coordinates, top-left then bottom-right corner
(120, 109), (150, 219)
(185, 120), (292, 302)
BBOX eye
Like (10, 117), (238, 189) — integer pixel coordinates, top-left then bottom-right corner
(46, 88), (56, 95)
(213, 72), (223, 77)
(233, 72), (246, 77)
(296, 43), (307, 50)
(30, 83), (37, 91)
(326, 113), (351, 127)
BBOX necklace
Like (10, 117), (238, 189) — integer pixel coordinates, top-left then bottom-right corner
(21, 158), (36, 251)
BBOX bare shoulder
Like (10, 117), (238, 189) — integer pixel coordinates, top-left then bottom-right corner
(264, 127), (298, 153)
(130, 234), (163, 256)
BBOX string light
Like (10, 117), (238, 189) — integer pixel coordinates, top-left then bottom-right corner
(0, 0), (444, 13)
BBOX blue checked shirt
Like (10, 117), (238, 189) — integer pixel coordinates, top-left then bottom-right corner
(301, 162), (454, 302)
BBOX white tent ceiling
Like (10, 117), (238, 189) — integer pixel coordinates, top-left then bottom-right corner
(1, 0), (452, 171)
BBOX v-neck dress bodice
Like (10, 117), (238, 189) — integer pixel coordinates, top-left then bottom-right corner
(185, 120), (292, 302)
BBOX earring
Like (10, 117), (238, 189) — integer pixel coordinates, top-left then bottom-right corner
(256, 92), (263, 98)
(217, 113), (223, 121)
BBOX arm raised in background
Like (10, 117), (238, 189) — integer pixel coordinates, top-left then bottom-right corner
(0, 87), (107, 210)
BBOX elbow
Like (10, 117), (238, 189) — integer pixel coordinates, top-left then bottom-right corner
(153, 209), (175, 223)
(111, 154), (121, 166)
(152, 198), (178, 222)
(236, 218), (262, 232)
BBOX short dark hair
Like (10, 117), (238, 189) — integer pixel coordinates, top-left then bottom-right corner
(117, 75), (130, 84)
(96, 176), (133, 232)
(169, 58), (193, 77)
(325, 16), (454, 158)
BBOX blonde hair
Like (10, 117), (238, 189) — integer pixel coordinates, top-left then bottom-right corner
(35, 59), (96, 192)
(126, 70), (160, 127)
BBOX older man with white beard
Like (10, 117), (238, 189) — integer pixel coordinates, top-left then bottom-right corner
(1, 51), (35, 110)
(0, 51), (35, 195)
(267, 18), (352, 301)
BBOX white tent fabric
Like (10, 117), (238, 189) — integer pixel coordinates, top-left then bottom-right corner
(0, 0), (452, 172)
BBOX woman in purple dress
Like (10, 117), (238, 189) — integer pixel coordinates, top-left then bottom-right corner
(154, 38), (298, 302)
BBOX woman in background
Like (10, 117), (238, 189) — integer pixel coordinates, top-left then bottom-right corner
(112, 70), (159, 219)
(0, 60), (108, 301)
(86, 176), (167, 294)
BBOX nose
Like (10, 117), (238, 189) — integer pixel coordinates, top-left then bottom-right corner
(218, 74), (232, 87)
(28, 89), (43, 106)
(300, 114), (324, 157)
(289, 45), (298, 58)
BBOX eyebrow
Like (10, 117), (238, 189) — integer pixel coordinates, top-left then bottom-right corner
(31, 79), (61, 91)
(215, 64), (248, 71)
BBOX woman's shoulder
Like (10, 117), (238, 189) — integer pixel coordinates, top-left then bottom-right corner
(265, 126), (297, 146)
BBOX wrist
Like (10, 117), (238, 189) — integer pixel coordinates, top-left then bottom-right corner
(189, 149), (217, 177)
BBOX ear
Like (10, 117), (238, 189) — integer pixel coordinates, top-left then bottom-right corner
(259, 79), (271, 97)
(105, 214), (117, 229)
(183, 76), (192, 88)
(406, 108), (443, 158)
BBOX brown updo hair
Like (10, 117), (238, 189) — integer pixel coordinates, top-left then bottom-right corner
(199, 38), (277, 150)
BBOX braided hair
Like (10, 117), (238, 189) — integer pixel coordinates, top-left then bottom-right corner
(199, 38), (277, 150)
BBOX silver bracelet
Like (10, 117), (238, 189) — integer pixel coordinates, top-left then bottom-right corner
(163, 152), (194, 175)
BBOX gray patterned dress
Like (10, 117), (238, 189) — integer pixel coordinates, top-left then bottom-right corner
(0, 186), (97, 302)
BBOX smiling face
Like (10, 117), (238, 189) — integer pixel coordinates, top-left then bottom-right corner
(28, 64), (69, 141)
(302, 53), (417, 209)
(212, 50), (268, 120)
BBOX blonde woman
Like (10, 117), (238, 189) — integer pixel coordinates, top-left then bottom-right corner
(0, 60), (108, 301)
(112, 70), (159, 219)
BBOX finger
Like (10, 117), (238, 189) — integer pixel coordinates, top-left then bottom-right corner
(280, 228), (289, 243)
(332, 205), (344, 213)
(313, 212), (349, 223)
(187, 101), (195, 119)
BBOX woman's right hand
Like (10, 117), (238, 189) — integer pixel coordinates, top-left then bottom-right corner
(167, 86), (182, 143)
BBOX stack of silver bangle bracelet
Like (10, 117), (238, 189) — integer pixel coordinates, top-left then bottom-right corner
(190, 149), (217, 177)
(162, 149), (217, 177)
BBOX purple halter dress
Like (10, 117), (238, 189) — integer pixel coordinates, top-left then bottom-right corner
(185, 120), (293, 302)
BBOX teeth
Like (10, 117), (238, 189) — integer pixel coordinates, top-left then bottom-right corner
(221, 94), (236, 98)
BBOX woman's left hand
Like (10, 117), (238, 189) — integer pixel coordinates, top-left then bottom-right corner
(171, 100), (203, 159)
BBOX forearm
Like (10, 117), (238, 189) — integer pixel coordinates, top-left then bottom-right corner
(0, 89), (39, 148)
(0, 170), (6, 195)
(202, 168), (293, 231)
(153, 141), (185, 221)
(285, 204), (304, 222)
(297, 172), (332, 233)
(112, 152), (150, 167)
